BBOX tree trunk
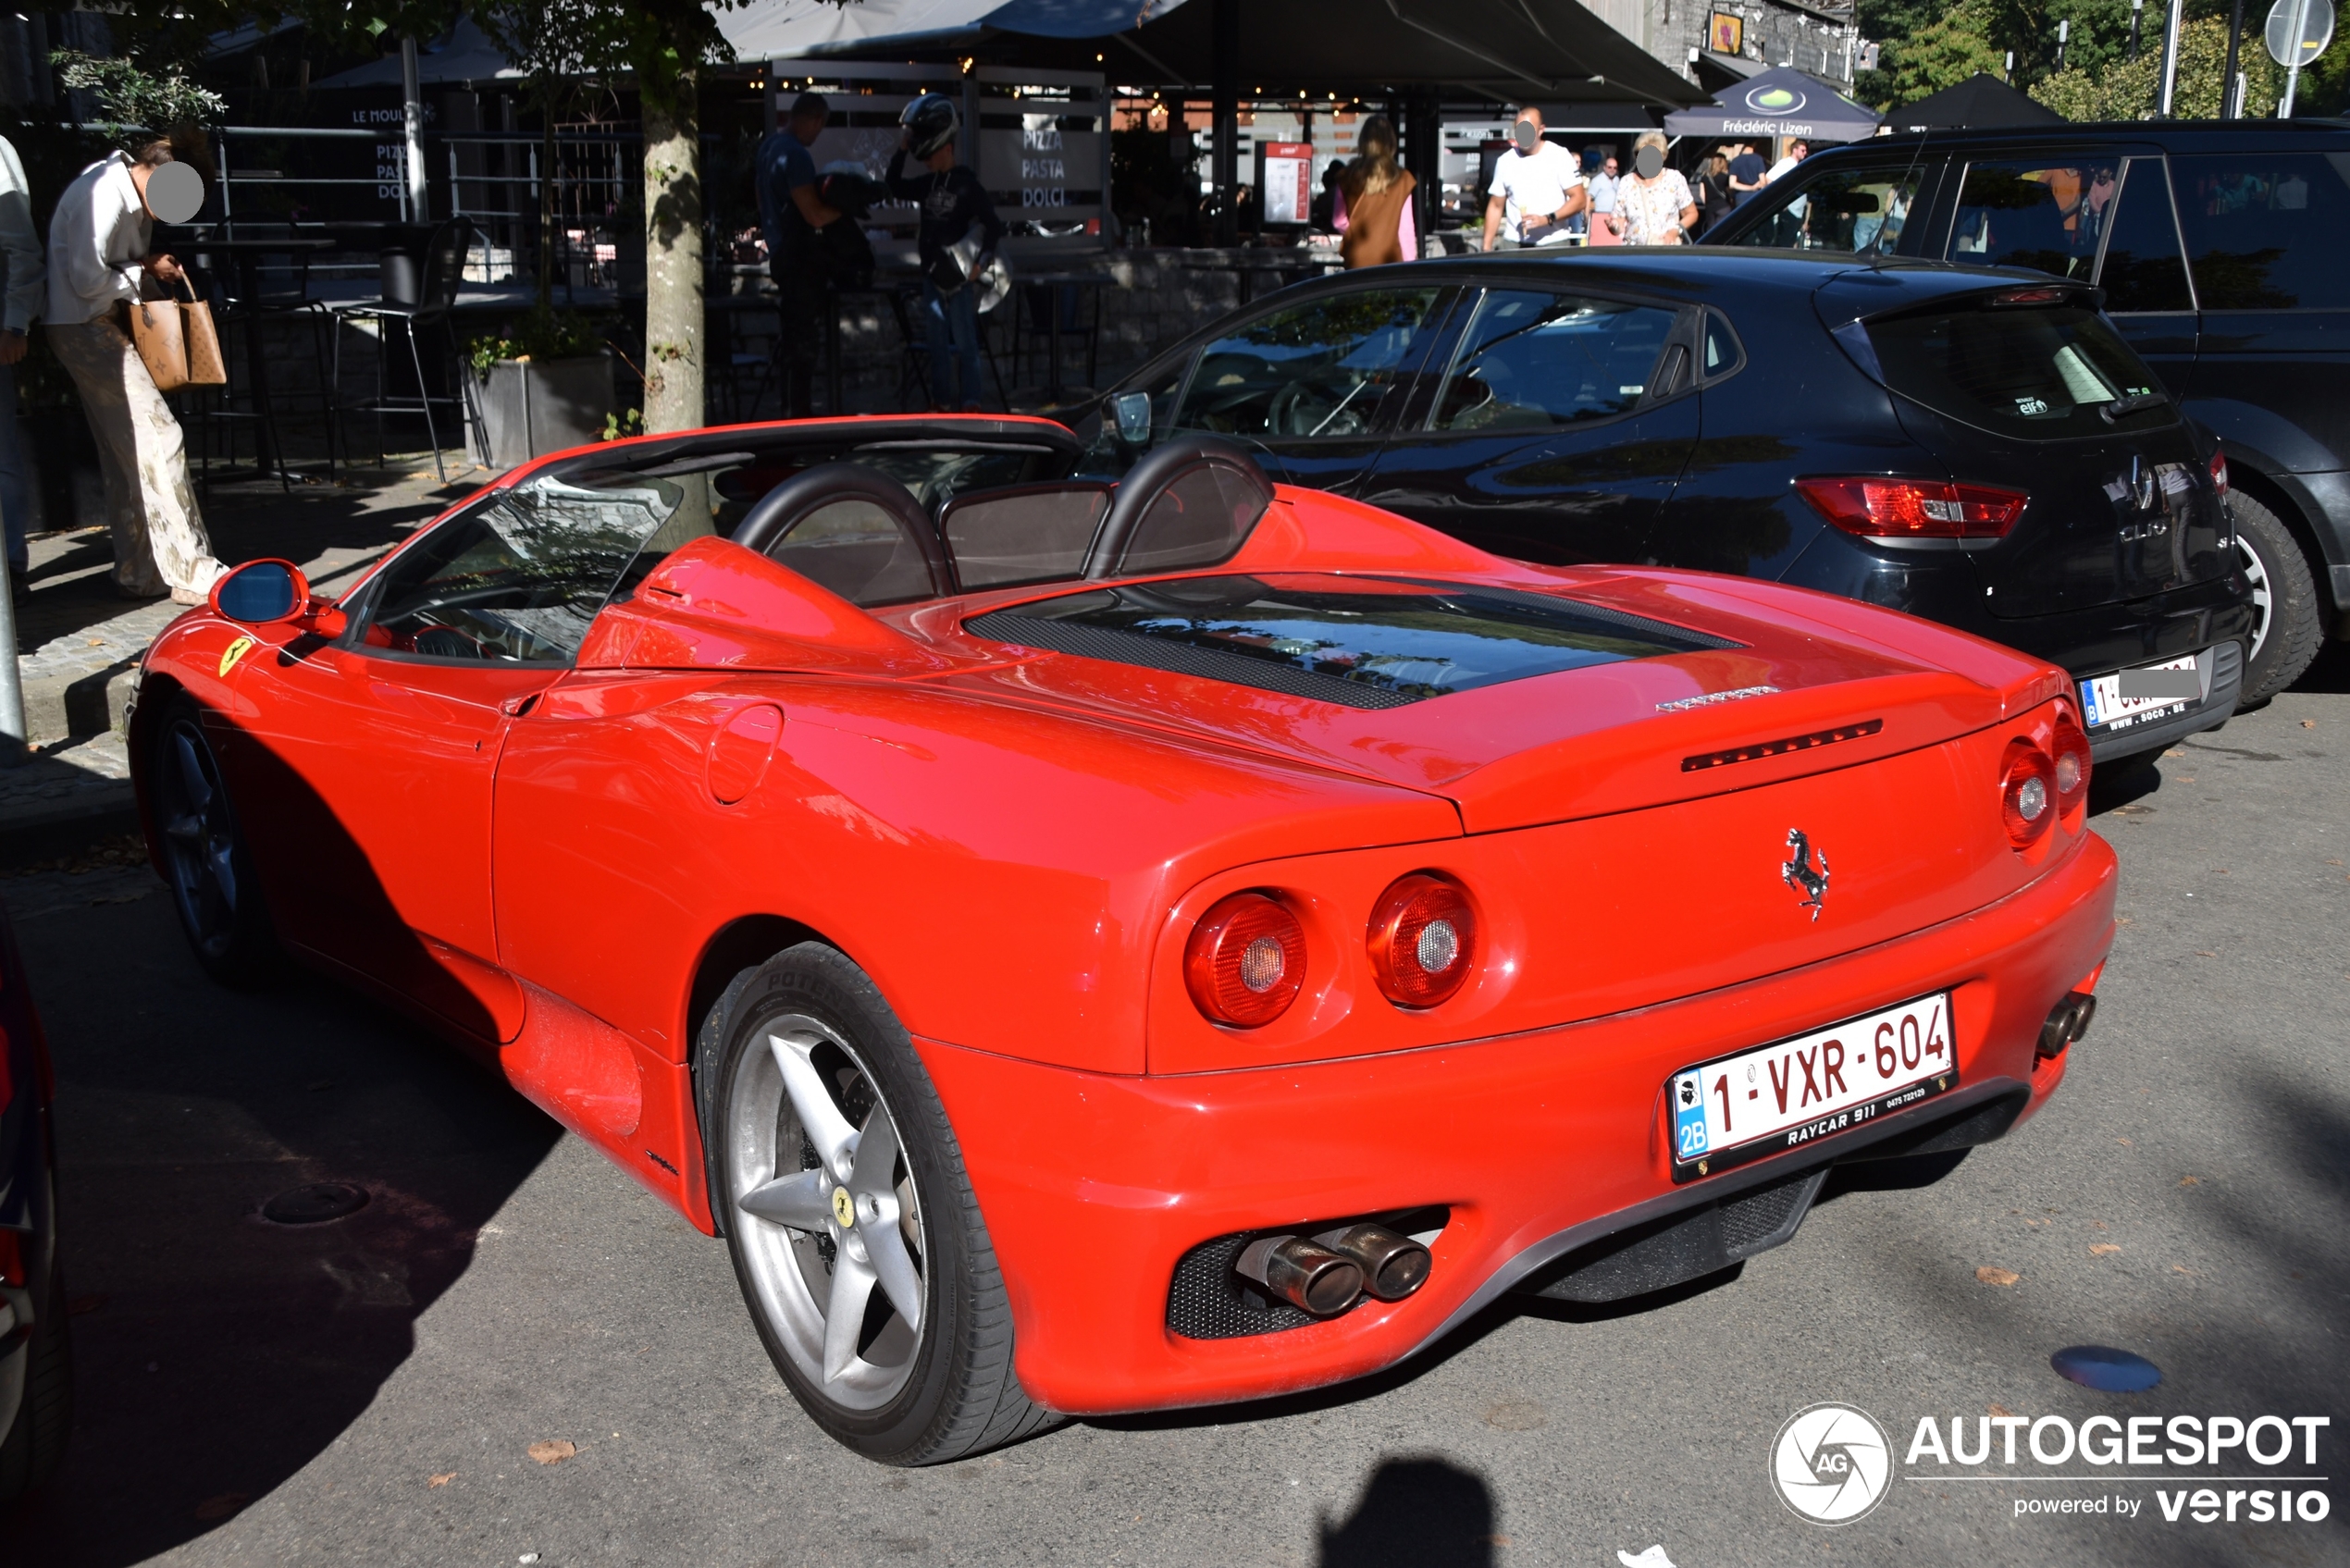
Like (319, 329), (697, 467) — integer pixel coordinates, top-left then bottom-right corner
(640, 65), (702, 433)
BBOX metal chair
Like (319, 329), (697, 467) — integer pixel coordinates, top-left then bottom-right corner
(194, 228), (337, 492)
(328, 217), (481, 481)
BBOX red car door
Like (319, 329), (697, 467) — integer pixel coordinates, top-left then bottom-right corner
(225, 486), (660, 1042)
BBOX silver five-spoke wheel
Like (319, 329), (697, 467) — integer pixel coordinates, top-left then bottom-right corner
(726, 1016), (927, 1408)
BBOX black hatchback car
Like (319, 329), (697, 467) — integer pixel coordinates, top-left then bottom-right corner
(1704, 120), (2350, 703)
(1079, 250), (2253, 763)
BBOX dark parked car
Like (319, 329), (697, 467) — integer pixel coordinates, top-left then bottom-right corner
(1079, 250), (2252, 763)
(1703, 120), (2350, 703)
(0, 908), (67, 1512)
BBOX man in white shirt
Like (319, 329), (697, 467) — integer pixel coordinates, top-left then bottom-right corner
(43, 142), (222, 603)
(1765, 139), (1810, 184)
(0, 136), (44, 599)
(1481, 108), (1588, 252)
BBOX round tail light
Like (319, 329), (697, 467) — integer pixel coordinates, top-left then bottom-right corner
(2000, 742), (2058, 848)
(1184, 893), (1306, 1028)
(1367, 873), (1478, 1008)
(2051, 711), (2092, 813)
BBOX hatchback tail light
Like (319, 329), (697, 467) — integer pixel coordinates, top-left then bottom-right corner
(1185, 893), (1306, 1028)
(2051, 711), (2093, 814)
(2208, 448), (2229, 498)
(2000, 741), (2058, 848)
(1367, 874), (1477, 1008)
(1797, 477), (2028, 539)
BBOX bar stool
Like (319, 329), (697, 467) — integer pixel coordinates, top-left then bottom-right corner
(328, 217), (481, 481)
(194, 231), (337, 491)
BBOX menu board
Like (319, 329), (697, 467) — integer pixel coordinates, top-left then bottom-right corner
(1258, 142), (1313, 226)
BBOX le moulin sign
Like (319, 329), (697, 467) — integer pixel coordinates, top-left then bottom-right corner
(773, 66), (1107, 230)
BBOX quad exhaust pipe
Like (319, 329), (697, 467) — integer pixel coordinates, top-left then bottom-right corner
(1236, 1224), (1433, 1316)
(2037, 991), (2097, 1060)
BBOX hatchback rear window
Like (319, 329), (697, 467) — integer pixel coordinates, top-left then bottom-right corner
(1857, 298), (2171, 440)
(966, 574), (1734, 708)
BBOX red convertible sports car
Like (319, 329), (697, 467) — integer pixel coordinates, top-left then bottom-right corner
(132, 417), (2114, 1464)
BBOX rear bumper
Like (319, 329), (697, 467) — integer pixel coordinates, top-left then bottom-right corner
(920, 832), (2116, 1417)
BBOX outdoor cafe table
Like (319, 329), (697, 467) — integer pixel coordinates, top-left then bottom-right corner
(165, 233), (338, 479)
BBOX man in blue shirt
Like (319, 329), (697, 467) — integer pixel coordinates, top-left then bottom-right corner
(756, 93), (839, 418)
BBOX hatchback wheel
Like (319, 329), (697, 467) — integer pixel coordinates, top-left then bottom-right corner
(2228, 492), (2321, 705)
(701, 944), (1058, 1463)
(146, 695), (279, 985)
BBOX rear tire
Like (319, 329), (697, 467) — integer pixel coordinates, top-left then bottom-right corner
(2229, 492), (2321, 705)
(0, 1264), (74, 1512)
(144, 694), (280, 987)
(699, 943), (1059, 1464)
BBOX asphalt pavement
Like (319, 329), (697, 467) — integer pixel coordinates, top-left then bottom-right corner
(4, 655), (2346, 1568)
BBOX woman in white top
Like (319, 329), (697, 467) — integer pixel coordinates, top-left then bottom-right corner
(44, 141), (222, 603)
(1611, 132), (1701, 247)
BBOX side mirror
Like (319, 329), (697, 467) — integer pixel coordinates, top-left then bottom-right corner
(210, 559), (311, 625)
(1111, 389), (1153, 444)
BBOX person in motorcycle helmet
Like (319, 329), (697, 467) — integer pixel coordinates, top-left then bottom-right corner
(886, 93), (1004, 412)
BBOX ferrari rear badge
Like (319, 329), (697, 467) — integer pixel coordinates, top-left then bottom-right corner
(1782, 828), (1829, 920)
(831, 1186), (856, 1228)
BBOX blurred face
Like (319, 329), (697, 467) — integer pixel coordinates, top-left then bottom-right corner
(1513, 112), (1544, 154)
(789, 110), (827, 143)
(1604, 157), (1618, 176)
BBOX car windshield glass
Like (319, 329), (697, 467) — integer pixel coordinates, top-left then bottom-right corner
(965, 573), (1733, 708)
(1713, 161), (1926, 254)
(1171, 288), (1444, 441)
(1861, 298), (2172, 440)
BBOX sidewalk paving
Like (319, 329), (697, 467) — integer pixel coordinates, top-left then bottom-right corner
(1, 458), (487, 862)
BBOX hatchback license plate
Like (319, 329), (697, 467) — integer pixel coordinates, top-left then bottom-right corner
(1670, 994), (1957, 1180)
(2080, 653), (2199, 733)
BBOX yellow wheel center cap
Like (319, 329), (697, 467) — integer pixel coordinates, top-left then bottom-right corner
(831, 1186), (856, 1228)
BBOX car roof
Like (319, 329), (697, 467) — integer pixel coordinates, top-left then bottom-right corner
(1802, 118), (2350, 158)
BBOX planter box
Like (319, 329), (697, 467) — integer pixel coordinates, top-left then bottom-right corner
(476, 353), (615, 469)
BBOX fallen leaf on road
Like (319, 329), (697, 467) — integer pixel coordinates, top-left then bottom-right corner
(2302, 720), (2318, 729)
(2328, 859), (2344, 867)
(2195, 951), (2217, 957)
(1976, 1266), (2021, 1287)
(526, 1440), (576, 1465)
(2091, 1244), (2121, 1256)
(1989, 1403), (2015, 1418)
(193, 1494), (249, 1522)
(2179, 1176), (2201, 1186)
(1482, 1401), (1548, 1431)
(2163, 748), (2185, 757)
(2172, 1265), (2195, 1275)
(2115, 917), (2134, 926)
(428, 1473), (455, 1488)
(2115, 1139), (2132, 1147)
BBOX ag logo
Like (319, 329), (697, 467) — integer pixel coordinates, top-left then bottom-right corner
(1771, 1402), (1892, 1525)
(1744, 82), (1809, 115)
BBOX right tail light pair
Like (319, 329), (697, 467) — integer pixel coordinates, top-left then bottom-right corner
(1185, 874), (1477, 1029)
(2000, 711), (2092, 849)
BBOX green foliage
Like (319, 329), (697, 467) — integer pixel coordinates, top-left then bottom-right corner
(1869, 0), (2010, 105)
(2031, 16), (2284, 117)
(600, 407), (646, 441)
(51, 50), (228, 131)
(2287, 2), (2350, 115)
(467, 306), (611, 377)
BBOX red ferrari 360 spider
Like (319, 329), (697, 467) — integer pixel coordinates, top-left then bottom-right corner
(132, 417), (2113, 1464)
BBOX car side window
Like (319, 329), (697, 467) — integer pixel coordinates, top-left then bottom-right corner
(2170, 151), (2350, 310)
(360, 478), (681, 662)
(1171, 288), (1444, 440)
(2095, 157), (2194, 313)
(1426, 290), (1679, 431)
(1949, 157), (2121, 279)
(1716, 162), (1927, 254)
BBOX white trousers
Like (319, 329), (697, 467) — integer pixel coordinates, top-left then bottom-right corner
(46, 314), (223, 599)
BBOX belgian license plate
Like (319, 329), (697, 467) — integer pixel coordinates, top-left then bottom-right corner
(1670, 994), (1957, 1180)
(2079, 653), (2198, 733)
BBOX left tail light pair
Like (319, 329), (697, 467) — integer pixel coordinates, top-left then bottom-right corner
(1185, 875), (1477, 1028)
(1797, 477), (2027, 539)
(2001, 712), (2092, 848)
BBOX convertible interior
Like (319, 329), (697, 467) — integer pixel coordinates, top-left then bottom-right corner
(352, 421), (1280, 663)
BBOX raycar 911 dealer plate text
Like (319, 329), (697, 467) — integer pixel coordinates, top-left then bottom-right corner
(1670, 994), (1957, 1180)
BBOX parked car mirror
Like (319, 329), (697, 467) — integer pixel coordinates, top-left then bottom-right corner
(1112, 390), (1153, 444)
(210, 559), (311, 625)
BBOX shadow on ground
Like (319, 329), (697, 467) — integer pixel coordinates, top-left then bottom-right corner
(0, 841), (558, 1564)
